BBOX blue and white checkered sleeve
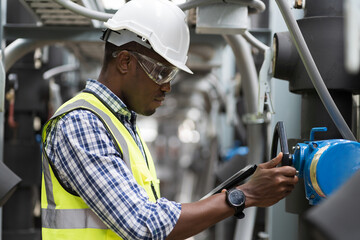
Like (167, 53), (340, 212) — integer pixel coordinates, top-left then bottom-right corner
(47, 109), (181, 239)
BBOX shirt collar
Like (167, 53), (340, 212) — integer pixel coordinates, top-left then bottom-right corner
(85, 79), (137, 124)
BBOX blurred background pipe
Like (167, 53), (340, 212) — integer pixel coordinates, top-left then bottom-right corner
(53, 0), (112, 22)
(223, 34), (265, 240)
(4, 39), (59, 73)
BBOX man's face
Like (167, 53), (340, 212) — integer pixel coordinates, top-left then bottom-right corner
(122, 51), (172, 116)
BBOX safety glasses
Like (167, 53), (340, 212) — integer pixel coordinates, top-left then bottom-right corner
(113, 50), (179, 85)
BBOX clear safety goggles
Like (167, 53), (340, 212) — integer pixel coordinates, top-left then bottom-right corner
(113, 50), (179, 85)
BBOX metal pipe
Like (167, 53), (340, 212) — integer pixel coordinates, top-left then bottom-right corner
(242, 30), (269, 52)
(275, 0), (356, 141)
(225, 0), (266, 13)
(242, 31), (274, 115)
(233, 207), (257, 240)
(0, 57), (4, 112)
(223, 35), (258, 113)
(4, 38), (59, 73)
(178, 0), (220, 11)
(223, 34), (264, 240)
(43, 64), (79, 80)
(55, 0), (265, 20)
(179, 0), (265, 12)
(53, 0), (112, 22)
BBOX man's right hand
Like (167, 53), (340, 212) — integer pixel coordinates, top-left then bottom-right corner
(237, 152), (299, 208)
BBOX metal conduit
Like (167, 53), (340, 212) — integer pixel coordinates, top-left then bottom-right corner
(0, 57), (5, 112)
(179, 0), (265, 12)
(223, 34), (264, 240)
(4, 38), (60, 73)
(54, 0), (265, 21)
(223, 35), (258, 114)
(243, 30), (269, 52)
(53, 0), (112, 22)
(43, 64), (79, 80)
(178, 0), (220, 10)
(226, 0), (266, 13)
(275, 0), (356, 141)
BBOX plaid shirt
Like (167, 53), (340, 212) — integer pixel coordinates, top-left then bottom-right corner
(43, 79), (181, 239)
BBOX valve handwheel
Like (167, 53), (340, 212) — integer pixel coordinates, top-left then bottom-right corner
(271, 121), (292, 166)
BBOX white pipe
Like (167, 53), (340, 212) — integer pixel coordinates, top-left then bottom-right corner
(55, 0), (265, 20)
(223, 34), (265, 240)
(43, 64), (79, 80)
(242, 30), (269, 52)
(179, 0), (265, 12)
(178, 0), (224, 10)
(242, 31), (274, 115)
(4, 39), (59, 72)
(53, 0), (112, 22)
(233, 207), (257, 240)
(226, 0), (266, 13)
(223, 35), (258, 113)
(0, 57), (5, 112)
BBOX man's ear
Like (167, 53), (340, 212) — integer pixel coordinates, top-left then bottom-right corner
(115, 51), (131, 74)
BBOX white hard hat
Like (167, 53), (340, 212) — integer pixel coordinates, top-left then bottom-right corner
(103, 0), (193, 74)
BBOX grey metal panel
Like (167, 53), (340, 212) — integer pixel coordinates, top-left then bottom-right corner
(305, 170), (360, 240)
(3, 25), (102, 41)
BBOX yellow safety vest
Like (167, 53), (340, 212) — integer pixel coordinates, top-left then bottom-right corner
(41, 91), (161, 240)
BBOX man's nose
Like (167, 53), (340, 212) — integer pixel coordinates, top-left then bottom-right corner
(160, 82), (171, 93)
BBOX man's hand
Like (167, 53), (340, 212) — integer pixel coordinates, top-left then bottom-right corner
(237, 152), (298, 208)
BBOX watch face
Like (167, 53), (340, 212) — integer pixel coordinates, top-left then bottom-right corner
(229, 190), (245, 207)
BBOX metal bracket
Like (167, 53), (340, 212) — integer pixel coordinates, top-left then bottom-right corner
(257, 47), (274, 116)
(242, 31), (274, 118)
(242, 111), (271, 125)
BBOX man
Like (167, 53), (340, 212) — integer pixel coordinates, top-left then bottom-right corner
(41, 0), (298, 239)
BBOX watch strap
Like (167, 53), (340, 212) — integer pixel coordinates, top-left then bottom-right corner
(234, 210), (245, 219)
(226, 189), (245, 219)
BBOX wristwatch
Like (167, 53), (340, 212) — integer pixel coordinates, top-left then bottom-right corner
(225, 188), (246, 219)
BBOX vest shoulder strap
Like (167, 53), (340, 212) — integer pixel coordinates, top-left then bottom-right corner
(49, 92), (131, 168)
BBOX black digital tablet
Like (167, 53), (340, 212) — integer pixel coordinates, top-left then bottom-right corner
(201, 164), (257, 200)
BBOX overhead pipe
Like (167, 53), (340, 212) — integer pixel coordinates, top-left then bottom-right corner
(4, 38), (59, 73)
(178, 0), (265, 13)
(53, 0), (112, 22)
(178, 0), (220, 10)
(225, 0), (266, 13)
(242, 30), (269, 52)
(54, 0), (265, 22)
(43, 64), (79, 80)
(275, 0), (356, 141)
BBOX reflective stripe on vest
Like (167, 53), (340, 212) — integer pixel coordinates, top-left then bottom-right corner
(41, 92), (160, 239)
(42, 208), (108, 229)
(49, 98), (131, 167)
